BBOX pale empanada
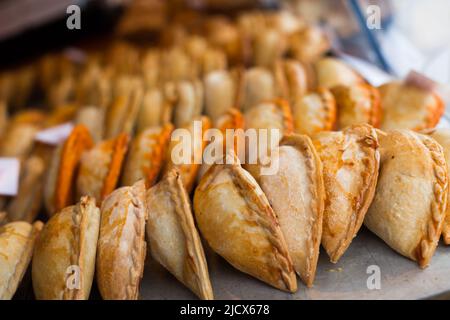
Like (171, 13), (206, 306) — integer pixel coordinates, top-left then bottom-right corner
(44, 125), (93, 215)
(146, 170), (213, 300)
(173, 80), (204, 128)
(425, 128), (450, 244)
(332, 83), (381, 129)
(104, 76), (144, 138)
(193, 155), (297, 292)
(379, 81), (444, 131)
(365, 130), (448, 267)
(274, 59), (308, 105)
(254, 134), (324, 287)
(32, 197), (99, 300)
(253, 28), (286, 68)
(239, 67), (276, 111)
(312, 124), (379, 262)
(204, 70), (237, 122)
(136, 87), (173, 133)
(293, 87), (336, 136)
(77, 133), (129, 203)
(288, 25), (329, 63)
(164, 116), (211, 193)
(74, 106), (105, 143)
(122, 124), (173, 187)
(0, 221), (42, 300)
(6, 156), (45, 222)
(315, 57), (364, 89)
(96, 180), (147, 300)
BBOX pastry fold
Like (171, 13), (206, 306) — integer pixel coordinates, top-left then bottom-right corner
(365, 130), (448, 267)
(77, 133), (130, 203)
(146, 170), (213, 300)
(96, 180), (147, 300)
(254, 134), (324, 287)
(0, 221), (42, 300)
(312, 124), (380, 262)
(122, 124), (173, 187)
(379, 81), (444, 131)
(32, 196), (99, 299)
(194, 155), (297, 292)
(44, 125), (93, 215)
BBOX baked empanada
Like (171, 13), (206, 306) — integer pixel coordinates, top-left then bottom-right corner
(136, 87), (172, 133)
(194, 155), (297, 292)
(6, 156), (45, 222)
(365, 130), (448, 267)
(0, 221), (42, 300)
(315, 57), (364, 89)
(32, 197), (100, 300)
(74, 106), (105, 143)
(104, 76), (144, 138)
(173, 80), (204, 128)
(96, 180), (147, 300)
(44, 125), (94, 215)
(254, 134), (324, 287)
(77, 133), (129, 203)
(146, 170), (213, 300)
(425, 128), (450, 244)
(332, 83), (381, 129)
(122, 124), (173, 187)
(293, 87), (336, 136)
(312, 124), (379, 262)
(253, 28), (286, 68)
(288, 26), (329, 63)
(274, 59), (308, 105)
(239, 67), (276, 111)
(164, 116), (211, 193)
(204, 70), (237, 122)
(379, 81), (444, 131)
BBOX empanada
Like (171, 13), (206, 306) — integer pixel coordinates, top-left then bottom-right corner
(312, 124), (379, 262)
(146, 170), (213, 300)
(425, 128), (450, 244)
(44, 125), (93, 215)
(254, 134), (324, 286)
(253, 28), (286, 68)
(239, 67), (276, 111)
(274, 59), (308, 105)
(173, 80), (204, 128)
(365, 130), (448, 267)
(379, 81), (444, 131)
(193, 155), (297, 292)
(315, 57), (364, 89)
(0, 221), (42, 300)
(293, 87), (336, 136)
(6, 156), (45, 222)
(164, 116), (211, 193)
(136, 87), (172, 133)
(122, 124), (173, 187)
(96, 180), (147, 300)
(74, 106), (105, 143)
(77, 133), (130, 203)
(204, 70), (237, 122)
(288, 26), (329, 63)
(332, 83), (381, 129)
(32, 197), (100, 300)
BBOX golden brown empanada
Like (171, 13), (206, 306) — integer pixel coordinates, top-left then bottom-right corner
(315, 57), (364, 89)
(165, 116), (211, 193)
(312, 124), (379, 262)
(136, 87), (172, 133)
(44, 125), (93, 216)
(425, 128), (450, 244)
(173, 80), (204, 128)
(204, 70), (237, 122)
(96, 180), (147, 300)
(379, 81), (444, 131)
(6, 156), (45, 222)
(239, 67), (276, 111)
(253, 28), (286, 68)
(104, 76), (144, 138)
(274, 59), (308, 105)
(0, 221), (42, 300)
(194, 155), (297, 292)
(77, 133), (129, 203)
(32, 197), (99, 300)
(365, 130), (448, 267)
(146, 170), (213, 300)
(254, 134), (324, 287)
(122, 123), (173, 187)
(332, 83), (381, 129)
(293, 87), (336, 136)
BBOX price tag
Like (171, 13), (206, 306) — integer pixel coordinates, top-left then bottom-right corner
(35, 122), (74, 146)
(0, 158), (20, 196)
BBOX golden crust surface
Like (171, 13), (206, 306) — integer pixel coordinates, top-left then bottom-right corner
(312, 124), (380, 262)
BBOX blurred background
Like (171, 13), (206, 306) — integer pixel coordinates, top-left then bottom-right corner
(0, 0), (449, 95)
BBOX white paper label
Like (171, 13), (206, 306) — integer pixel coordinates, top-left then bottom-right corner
(35, 122), (74, 146)
(0, 158), (20, 196)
